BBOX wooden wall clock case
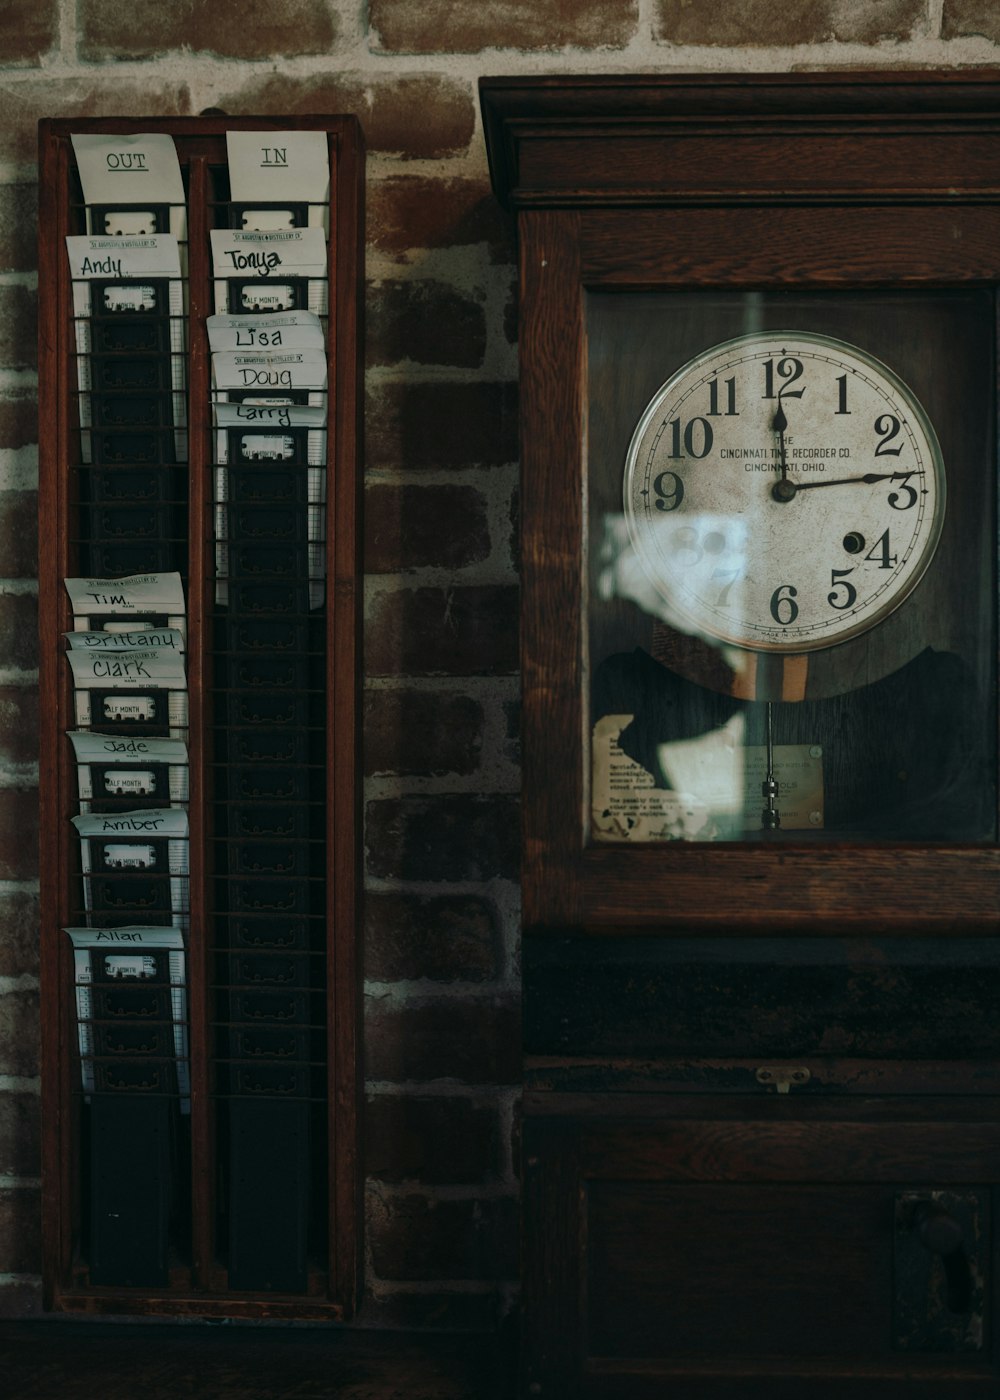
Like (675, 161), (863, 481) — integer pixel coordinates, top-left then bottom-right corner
(36, 116), (364, 1319)
(481, 72), (1000, 1396)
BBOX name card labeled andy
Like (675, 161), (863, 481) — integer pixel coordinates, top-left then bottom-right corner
(66, 233), (182, 281)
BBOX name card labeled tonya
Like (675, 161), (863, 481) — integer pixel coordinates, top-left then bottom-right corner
(210, 227), (327, 280)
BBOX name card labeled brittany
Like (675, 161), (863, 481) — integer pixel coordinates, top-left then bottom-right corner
(65, 628), (185, 653)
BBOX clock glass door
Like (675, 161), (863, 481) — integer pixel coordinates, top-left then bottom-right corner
(588, 289), (997, 843)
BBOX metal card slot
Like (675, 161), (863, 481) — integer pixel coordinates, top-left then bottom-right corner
(94, 764), (167, 800)
(94, 987), (162, 1019)
(234, 657), (301, 688)
(228, 581), (310, 614)
(230, 506), (300, 542)
(229, 768), (311, 804)
(95, 691), (167, 726)
(94, 317), (168, 355)
(94, 507), (162, 539)
(233, 955), (300, 987)
(231, 880), (309, 915)
(92, 429), (172, 467)
(102, 953), (159, 979)
(88, 468), (170, 503)
(96, 1027), (164, 1056)
(232, 1028), (303, 1058)
(234, 1065), (305, 1096)
(228, 618), (310, 653)
(100, 840), (160, 870)
(231, 842), (308, 878)
(229, 202), (309, 232)
(91, 393), (173, 429)
(228, 467), (305, 506)
(94, 1062), (168, 1093)
(227, 428), (308, 466)
(91, 204), (170, 237)
(229, 731), (310, 764)
(231, 805), (307, 840)
(225, 387), (312, 407)
(230, 916), (310, 950)
(228, 541), (310, 580)
(97, 282), (162, 316)
(93, 877), (169, 916)
(92, 355), (172, 393)
(228, 696), (303, 731)
(83, 540), (181, 578)
(230, 280), (306, 315)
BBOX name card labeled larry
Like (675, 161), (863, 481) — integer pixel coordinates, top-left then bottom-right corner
(66, 233), (182, 280)
(210, 227), (326, 280)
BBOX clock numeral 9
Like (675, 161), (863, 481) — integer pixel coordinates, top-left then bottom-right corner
(762, 357), (805, 401)
(652, 470), (684, 511)
(769, 584), (799, 626)
(667, 416), (713, 459)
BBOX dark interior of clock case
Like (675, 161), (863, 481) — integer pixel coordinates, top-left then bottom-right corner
(586, 288), (997, 844)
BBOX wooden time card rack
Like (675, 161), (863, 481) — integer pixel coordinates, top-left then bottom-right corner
(37, 115), (363, 1319)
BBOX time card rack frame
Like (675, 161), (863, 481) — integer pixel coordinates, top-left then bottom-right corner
(37, 115), (364, 1319)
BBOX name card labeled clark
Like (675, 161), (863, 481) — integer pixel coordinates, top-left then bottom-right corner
(66, 646), (186, 690)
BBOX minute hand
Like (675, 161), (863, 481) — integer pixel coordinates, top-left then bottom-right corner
(794, 470), (924, 491)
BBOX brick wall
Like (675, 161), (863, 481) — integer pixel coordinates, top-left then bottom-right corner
(0, 0), (997, 1329)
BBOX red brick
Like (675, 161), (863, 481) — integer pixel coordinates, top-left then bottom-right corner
(0, 591), (37, 672)
(654, 0), (922, 44)
(364, 892), (502, 983)
(371, 0), (637, 52)
(366, 585), (518, 677)
(0, 887), (39, 978)
(218, 75), (474, 160)
(0, 988), (39, 1078)
(0, 392), (37, 451)
(366, 381), (518, 472)
(0, 186), (37, 274)
(0, 80), (190, 168)
(0, 789), (39, 883)
(369, 177), (514, 263)
(0, 0), (57, 64)
(365, 996), (521, 1084)
(0, 494), (38, 577)
(364, 690), (484, 777)
(0, 1187), (41, 1274)
(365, 1095), (500, 1183)
(0, 285), (36, 371)
(366, 794), (519, 883)
(0, 688), (39, 770)
(0, 1093), (40, 1178)
(943, 0), (1000, 39)
(367, 1192), (518, 1282)
(365, 483), (491, 573)
(79, 0), (337, 60)
(368, 280), (486, 370)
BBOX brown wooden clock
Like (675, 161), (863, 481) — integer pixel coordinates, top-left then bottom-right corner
(482, 73), (1000, 1397)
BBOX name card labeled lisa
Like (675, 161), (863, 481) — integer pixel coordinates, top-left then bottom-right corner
(206, 310), (325, 353)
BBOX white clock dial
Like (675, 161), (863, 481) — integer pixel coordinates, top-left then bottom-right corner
(622, 332), (946, 653)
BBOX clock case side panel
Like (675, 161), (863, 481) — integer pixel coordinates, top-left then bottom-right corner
(508, 96), (1000, 937)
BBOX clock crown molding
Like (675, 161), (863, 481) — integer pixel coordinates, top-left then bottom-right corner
(480, 70), (1000, 210)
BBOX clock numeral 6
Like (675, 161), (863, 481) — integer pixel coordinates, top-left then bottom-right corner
(652, 470), (684, 511)
(769, 583), (799, 626)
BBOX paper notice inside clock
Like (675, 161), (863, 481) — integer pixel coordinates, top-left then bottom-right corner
(592, 713), (824, 841)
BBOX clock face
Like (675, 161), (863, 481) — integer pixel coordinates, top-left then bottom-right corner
(622, 332), (946, 653)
